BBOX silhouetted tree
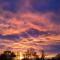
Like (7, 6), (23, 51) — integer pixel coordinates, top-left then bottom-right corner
(51, 57), (55, 60)
(22, 51), (30, 60)
(54, 54), (60, 60)
(41, 50), (45, 60)
(0, 51), (16, 60)
(22, 48), (40, 60)
(32, 52), (40, 60)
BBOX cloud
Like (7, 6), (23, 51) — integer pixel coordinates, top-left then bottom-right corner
(0, 11), (60, 35)
(51, 14), (60, 25)
(0, 0), (17, 12)
(0, 35), (60, 56)
(42, 44), (60, 53)
(0, 34), (19, 40)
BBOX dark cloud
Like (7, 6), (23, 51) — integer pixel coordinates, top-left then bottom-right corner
(51, 14), (60, 25)
(26, 28), (48, 37)
(0, 0), (18, 12)
(42, 44), (60, 53)
(0, 28), (57, 40)
(48, 45), (60, 53)
(0, 34), (19, 40)
(32, 21), (46, 26)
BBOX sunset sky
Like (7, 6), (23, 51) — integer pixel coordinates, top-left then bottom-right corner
(0, 0), (60, 58)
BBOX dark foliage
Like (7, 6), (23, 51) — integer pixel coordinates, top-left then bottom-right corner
(0, 50), (60, 60)
(0, 51), (16, 60)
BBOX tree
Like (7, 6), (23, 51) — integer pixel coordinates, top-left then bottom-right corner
(22, 51), (30, 60)
(0, 51), (16, 60)
(54, 54), (60, 60)
(22, 48), (40, 60)
(32, 52), (40, 60)
(41, 50), (45, 60)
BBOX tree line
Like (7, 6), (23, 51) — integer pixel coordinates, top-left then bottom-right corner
(0, 48), (60, 60)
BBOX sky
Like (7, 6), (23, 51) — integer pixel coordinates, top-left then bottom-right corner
(0, 0), (60, 58)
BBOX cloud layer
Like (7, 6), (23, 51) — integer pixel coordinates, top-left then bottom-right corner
(0, 0), (60, 57)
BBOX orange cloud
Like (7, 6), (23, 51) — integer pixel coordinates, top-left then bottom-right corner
(0, 34), (60, 57)
(0, 11), (60, 35)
